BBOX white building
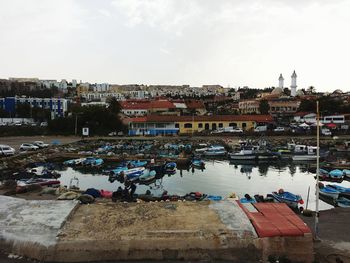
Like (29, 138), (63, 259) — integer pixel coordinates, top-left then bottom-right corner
(40, 80), (59, 89)
(0, 97), (68, 118)
(291, 71), (297, 97)
(59, 79), (68, 93)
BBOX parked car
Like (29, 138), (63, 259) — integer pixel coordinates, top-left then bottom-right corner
(254, 126), (267, 132)
(229, 127), (243, 133)
(40, 122), (48, 127)
(33, 141), (49, 148)
(274, 127), (285, 132)
(20, 143), (39, 151)
(14, 121), (22, 126)
(0, 144), (15, 156)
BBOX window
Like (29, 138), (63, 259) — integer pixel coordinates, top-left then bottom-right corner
(218, 123), (223, 128)
(175, 123), (179, 128)
(242, 123), (247, 129)
(229, 122), (237, 127)
(198, 123), (203, 128)
(184, 123), (192, 128)
(156, 123), (165, 128)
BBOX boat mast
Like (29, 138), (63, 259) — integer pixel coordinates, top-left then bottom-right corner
(315, 100), (320, 239)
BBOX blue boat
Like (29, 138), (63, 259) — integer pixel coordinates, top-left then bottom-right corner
(319, 186), (340, 199)
(139, 169), (157, 182)
(343, 169), (350, 179)
(329, 169), (344, 178)
(240, 197), (256, 204)
(63, 158), (87, 166)
(82, 157), (104, 167)
(128, 160), (148, 168)
(164, 162), (177, 174)
(205, 195), (222, 201)
(271, 190), (303, 208)
(336, 197), (350, 208)
(109, 166), (128, 175)
(327, 184), (350, 193)
(191, 159), (205, 169)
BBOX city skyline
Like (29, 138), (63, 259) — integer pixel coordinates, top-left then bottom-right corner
(1, 0), (350, 91)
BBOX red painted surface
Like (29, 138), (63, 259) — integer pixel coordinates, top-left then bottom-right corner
(237, 201), (311, 238)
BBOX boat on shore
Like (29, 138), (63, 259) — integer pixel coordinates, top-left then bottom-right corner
(318, 183), (340, 199)
(271, 190), (303, 208)
(63, 158), (87, 166)
(82, 157), (104, 167)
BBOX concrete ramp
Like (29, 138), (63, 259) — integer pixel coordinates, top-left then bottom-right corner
(0, 196), (78, 247)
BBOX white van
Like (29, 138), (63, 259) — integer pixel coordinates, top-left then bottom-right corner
(0, 144), (15, 156)
(254, 126), (267, 132)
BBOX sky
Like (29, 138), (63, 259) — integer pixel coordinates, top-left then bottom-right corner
(0, 0), (350, 92)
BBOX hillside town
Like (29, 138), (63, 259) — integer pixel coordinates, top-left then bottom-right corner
(0, 72), (349, 136)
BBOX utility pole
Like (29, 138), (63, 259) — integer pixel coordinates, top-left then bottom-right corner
(315, 100), (320, 240)
(75, 114), (78, 136)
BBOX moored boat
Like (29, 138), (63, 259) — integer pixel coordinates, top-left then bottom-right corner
(319, 184), (340, 199)
(271, 190), (303, 208)
(191, 159), (205, 168)
(203, 146), (227, 156)
(139, 169), (157, 182)
(229, 149), (256, 160)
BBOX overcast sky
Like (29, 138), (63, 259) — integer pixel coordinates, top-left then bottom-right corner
(1, 0), (349, 91)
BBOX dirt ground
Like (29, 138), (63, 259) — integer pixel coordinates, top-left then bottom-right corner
(301, 208), (350, 263)
(59, 200), (228, 241)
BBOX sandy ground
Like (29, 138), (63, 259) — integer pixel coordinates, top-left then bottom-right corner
(60, 201), (231, 241)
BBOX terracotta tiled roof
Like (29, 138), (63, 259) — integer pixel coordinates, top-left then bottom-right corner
(128, 114), (273, 123)
(185, 100), (205, 109)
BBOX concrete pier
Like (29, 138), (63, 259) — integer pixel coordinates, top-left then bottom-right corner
(0, 196), (314, 262)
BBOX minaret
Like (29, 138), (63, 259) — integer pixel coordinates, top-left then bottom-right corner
(278, 73), (284, 89)
(291, 70), (297, 97)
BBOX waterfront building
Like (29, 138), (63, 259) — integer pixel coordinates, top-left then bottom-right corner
(0, 96), (68, 118)
(128, 114), (273, 135)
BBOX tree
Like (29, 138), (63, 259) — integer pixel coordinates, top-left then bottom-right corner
(259, 100), (270, 115)
(107, 97), (121, 114)
(307, 86), (316, 94)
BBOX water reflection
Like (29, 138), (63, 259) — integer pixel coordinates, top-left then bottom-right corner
(57, 160), (350, 211)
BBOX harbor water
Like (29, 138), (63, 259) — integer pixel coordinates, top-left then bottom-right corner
(58, 160), (350, 211)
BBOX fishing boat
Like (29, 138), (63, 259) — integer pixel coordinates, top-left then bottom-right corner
(327, 184), (350, 193)
(63, 158), (87, 166)
(336, 197), (350, 208)
(239, 194), (257, 204)
(164, 162), (177, 174)
(343, 169), (350, 179)
(275, 149), (293, 160)
(203, 146), (226, 156)
(128, 160), (148, 168)
(138, 169), (157, 182)
(256, 150), (279, 161)
(271, 190), (304, 208)
(17, 178), (60, 187)
(191, 159), (205, 169)
(319, 184), (340, 199)
(329, 169), (344, 179)
(292, 145), (318, 161)
(229, 149), (256, 160)
(109, 167), (145, 182)
(82, 157), (104, 167)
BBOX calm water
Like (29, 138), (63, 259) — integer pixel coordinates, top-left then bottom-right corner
(58, 160), (350, 211)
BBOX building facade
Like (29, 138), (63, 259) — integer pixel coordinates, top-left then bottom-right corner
(128, 115), (273, 135)
(0, 97), (68, 118)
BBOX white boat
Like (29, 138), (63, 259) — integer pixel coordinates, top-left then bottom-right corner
(292, 145), (317, 161)
(229, 149), (256, 160)
(203, 146), (226, 156)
